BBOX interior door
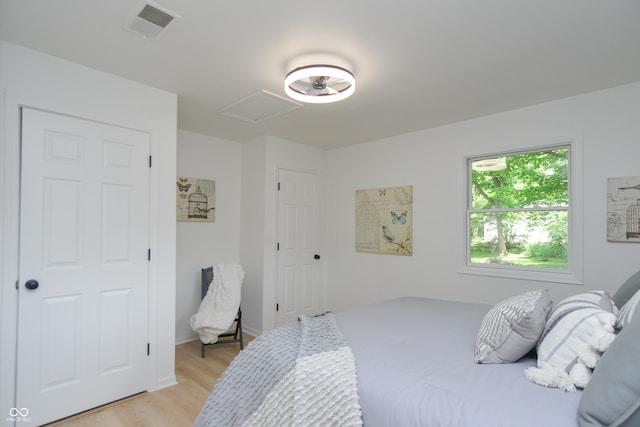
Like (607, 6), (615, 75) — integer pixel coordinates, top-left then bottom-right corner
(16, 108), (151, 425)
(276, 169), (322, 327)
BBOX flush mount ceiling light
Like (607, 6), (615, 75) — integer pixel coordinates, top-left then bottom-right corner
(284, 65), (355, 104)
(472, 158), (507, 172)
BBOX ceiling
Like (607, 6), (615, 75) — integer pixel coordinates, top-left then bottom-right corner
(1, 0), (640, 150)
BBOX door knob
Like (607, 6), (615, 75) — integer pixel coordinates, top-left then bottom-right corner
(314, 254), (321, 260)
(25, 280), (39, 290)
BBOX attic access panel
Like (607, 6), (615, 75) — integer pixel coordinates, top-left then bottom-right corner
(219, 90), (303, 124)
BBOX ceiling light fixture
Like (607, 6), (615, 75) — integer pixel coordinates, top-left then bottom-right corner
(284, 65), (355, 104)
(472, 158), (507, 172)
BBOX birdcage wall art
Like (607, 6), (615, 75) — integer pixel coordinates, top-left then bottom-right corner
(607, 176), (640, 242)
(176, 176), (216, 222)
(627, 200), (640, 239)
(188, 185), (208, 219)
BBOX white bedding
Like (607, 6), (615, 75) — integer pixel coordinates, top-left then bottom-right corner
(335, 297), (582, 427)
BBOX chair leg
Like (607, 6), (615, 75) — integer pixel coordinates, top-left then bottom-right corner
(233, 323), (239, 340)
(201, 341), (205, 358)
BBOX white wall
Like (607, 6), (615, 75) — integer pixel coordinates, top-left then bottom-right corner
(327, 81), (640, 312)
(0, 41), (178, 415)
(176, 130), (242, 343)
(241, 136), (328, 334)
(239, 138), (266, 335)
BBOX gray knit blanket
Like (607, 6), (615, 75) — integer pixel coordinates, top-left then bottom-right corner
(193, 312), (363, 427)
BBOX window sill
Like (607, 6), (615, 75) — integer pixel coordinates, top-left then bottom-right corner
(458, 264), (583, 285)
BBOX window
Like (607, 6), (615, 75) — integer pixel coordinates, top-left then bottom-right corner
(464, 144), (582, 283)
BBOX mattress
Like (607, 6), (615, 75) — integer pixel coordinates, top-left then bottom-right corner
(335, 297), (581, 427)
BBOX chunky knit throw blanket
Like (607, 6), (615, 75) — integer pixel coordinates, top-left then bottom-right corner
(193, 312), (363, 427)
(191, 263), (244, 344)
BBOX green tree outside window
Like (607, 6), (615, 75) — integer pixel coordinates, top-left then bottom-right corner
(468, 147), (569, 269)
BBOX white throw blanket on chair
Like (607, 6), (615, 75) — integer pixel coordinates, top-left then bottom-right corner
(190, 263), (245, 344)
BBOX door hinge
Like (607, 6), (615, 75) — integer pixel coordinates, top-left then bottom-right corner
(148, 249), (151, 261)
(149, 155), (152, 168)
(276, 303), (279, 312)
(277, 182), (280, 190)
(147, 343), (150, 356)
(277, 242), (280, 251)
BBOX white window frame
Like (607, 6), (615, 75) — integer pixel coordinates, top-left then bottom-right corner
(459, 139), (583, 285)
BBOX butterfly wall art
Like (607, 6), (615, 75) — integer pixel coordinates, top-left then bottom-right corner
(355, 185), (413, 255)
(391, 211), (407, 224)
(176, 176), (216, 222)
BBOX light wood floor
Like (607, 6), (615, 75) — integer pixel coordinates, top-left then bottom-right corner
(47, 335), (253, 427)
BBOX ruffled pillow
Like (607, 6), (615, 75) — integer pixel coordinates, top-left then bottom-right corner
(525, 291), (617, 392)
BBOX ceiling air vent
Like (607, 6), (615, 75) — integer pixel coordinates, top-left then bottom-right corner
(126, 1), (179, 39)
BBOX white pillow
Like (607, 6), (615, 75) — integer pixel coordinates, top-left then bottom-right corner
(525, 291), (617, 392)
(616, 288), (640, 329)
(474, 290), (552, 364)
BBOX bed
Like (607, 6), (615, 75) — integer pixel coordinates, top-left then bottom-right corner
(336, 297), (579, 427)
(193, 272), (640, 427)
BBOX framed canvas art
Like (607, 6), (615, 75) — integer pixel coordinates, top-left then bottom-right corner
(607, 176), (640, 242)
(355, 185), (413, 255)
(176, 176), (216, 222)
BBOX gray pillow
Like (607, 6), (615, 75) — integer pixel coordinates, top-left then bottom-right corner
(474, 290), (552, 364)
(578, 304), (640, 426)
(612, 269), (640, 308)
(617, 289), (640, 329)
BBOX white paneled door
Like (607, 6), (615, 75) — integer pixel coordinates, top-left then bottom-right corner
(17, 108), (151, 425)
(276, 169), (322, 327)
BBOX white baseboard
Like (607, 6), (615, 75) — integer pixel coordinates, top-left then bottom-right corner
(154, 374), (177, 391)
(176, 328), (260, 347)
(242, 326), (260, 337)
(176, 334), (199, 345)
